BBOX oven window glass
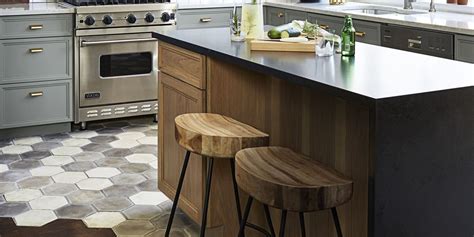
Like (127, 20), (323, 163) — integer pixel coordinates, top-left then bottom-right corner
(100, 52), (152, 78)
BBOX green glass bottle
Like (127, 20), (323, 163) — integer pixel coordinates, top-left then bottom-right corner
(341, 15), (355, 57)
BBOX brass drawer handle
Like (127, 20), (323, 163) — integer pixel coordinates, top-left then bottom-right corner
(29, 25), (43, 30)
(278, 12), (284, 17)
(355, 31), (366, 37)
(29, 92), (43, 97)
(29, 48), (44, 53)
(319, 24), (329, 30)
(200, 18), (212, 23)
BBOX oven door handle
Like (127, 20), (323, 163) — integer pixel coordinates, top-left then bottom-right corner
(80, 38), (158, 47)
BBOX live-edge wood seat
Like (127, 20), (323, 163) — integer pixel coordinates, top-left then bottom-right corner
(165, 113), (269, 237)
(235, 146), (354, 237)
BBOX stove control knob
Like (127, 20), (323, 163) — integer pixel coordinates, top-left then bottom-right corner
(161, 12), (170, 22)
(127, 14), (137, 24)
(84, 15), (95, 26)
(145, 13), (155, 23)
(102, 15), (113, 25)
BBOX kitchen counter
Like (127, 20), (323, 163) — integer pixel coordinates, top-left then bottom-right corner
(156, 27), (473, 237)
(153, 27), (473, 102)
(0, 2), (74, 16)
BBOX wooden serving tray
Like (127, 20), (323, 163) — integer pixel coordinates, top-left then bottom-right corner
(250, 39), (316, 52)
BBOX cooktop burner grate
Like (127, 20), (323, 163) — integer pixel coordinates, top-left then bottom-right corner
(65, 0), (170, 6)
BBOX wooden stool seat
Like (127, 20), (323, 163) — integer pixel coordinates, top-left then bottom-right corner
(175, 113), (269, 158)
(235, 146), (353, 212)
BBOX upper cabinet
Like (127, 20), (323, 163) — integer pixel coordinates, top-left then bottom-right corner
(455, 34), (474, 63)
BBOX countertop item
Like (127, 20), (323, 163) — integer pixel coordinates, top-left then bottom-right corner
(0, 2), (74, 16)
(152, 27), (473, 102)
(265, 2), (474, 36)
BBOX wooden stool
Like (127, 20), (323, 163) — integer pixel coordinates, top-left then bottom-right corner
(235, 147), (353, 237)
(165, 113), (269, 237)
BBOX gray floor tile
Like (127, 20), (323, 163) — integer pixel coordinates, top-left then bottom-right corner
(62, 161), (97, 171)
(41, 133), (72, 142)
(96, 127), (124, 135)
(0, 182), (17, 194)
(67, 190), (105, 205)
(111, 173), (146, 186)
(122, 205), (162, 220)
(0, 170), (31, 182)
(9, 160), (41, 170)
(144, 129), (159, 137)
(131, 145), (157, 155)
(20, 151), (52, 160)
(136, 180), (158, 191)
(73, 152), (105, 162)
(42, 183), (78, 196)
(0, 202), (30, 217)
(113, 220), (155, 236)
(81, 143), (113, 153)
(93, 196), (133, 211)
(89, 135), (118, 144)
(95, 157), (129, 168)
(151, 212), (193, 229)
(17, 176), (53, 189)
(103, 185), (139, 198)
(0, 154), (21, 164)
(103, 148), (133, 157)
(32, 142), (63, 151)
(55, 204), (96, 219)
(143, 169), (158, 180)
(120, 163), (150, 173)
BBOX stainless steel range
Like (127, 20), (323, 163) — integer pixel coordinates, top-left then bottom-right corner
(71, 0), (176, 129)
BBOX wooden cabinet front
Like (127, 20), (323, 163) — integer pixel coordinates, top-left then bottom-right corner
(158, 71), (206, 223)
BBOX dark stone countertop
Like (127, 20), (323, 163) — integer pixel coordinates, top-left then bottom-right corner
(153, 27), (473, 102)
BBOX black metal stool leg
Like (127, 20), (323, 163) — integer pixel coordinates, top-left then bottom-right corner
(200, 157), (215, 237)
(299, 212), (306, 237)
(238, 196), (254, 237)
(279, 210), (287, 237)
(165, 151), (191, 237)
(331, 207), (343, 237)
(230, 160), (243, 230)
(263, 205), (276, 237)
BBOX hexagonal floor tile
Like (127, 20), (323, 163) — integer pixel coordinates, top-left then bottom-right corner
(30, 166), (65, 176)
(81, 143), (112, 152)
(93, 197), (133, 211)
(41, 155), (75, 166)
(85, 167), (121, 178)
(83, 212), (126, 228)
(149, 161), (158, 169)
(143, 169), (158, 180)
(0, 202), (30, 217)
(125, 154), (157, 164)
(67, 190), (105, 205)
(14, 210), (57, 227)
(95, 157), (129, 168)
(2, 145), (33, 154)
(52, 171), (88, 184)
(32, 142), (63, 151)
(129, 191), (168, 205)
(20, 150), (51, 160)
(51, 147), (83, 156)
(0, 164), (8, 173)
(97, 127), (124, 135)
(137, 137), (158, 145)
(0, 154), (21, 164)
(5, 189), (42, 202)
(0, 182), (18, 193)
(17, 176), (53, 189)
(123, 205), (162, 220)
(29, 196), (68, 210)
(14, 137), (43, 145)
(89, 135), (118, 144)
(110, 139), (140, 149)
(113, 220), (155, 236)
(70, 131), (98, 139)
(103, 185), (139, 198)
(131, 145), (157, 155)
(42, 183), (78, 196)
(9, 160), (41, 170)
(151, 212), (193, 229)
(103, 148), (133, 158)
(111, 173), (146, 185)
(76, 178), (113, 190)
(120, 163), (150, 173)
(41, 133), (71, 142)
(116, 132), (146, 140)
(0, 170), (31, 182)
(123, 125), (149, 133)
(137, 180), (158, 191)
(73, 151), (105, 162)
(61, 138), (91, 147)
(55, 204), (96, 219)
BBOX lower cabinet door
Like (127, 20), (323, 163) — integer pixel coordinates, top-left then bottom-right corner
(0, 80), (72, 129)
(158, 72), (206, 223)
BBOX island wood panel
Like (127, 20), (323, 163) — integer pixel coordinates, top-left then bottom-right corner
(158, 72), (207, 223)
(206, 57), (370, 237)
(158, 42), (207, 89)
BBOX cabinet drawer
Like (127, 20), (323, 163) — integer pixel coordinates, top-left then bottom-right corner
(455, 34), (474, 63)
(0, 80), (72, 129)
(353, 20), (381, 45)
(308, 13), (344, 33)
(177, 8), (232, 29)
(158, 42), (206, 89)
(285, 9), (307, 22)
(0, 37), (72, 84)
(265, 7), (286, 26)
(0, 14), (72, 39)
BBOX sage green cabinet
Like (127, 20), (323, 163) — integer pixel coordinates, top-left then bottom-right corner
(265, 7), (286, 26)
(285, 9), (307, 22)
(177, 8), (235, 29)
(0, 14), (72, 39)
(455, 34), (474, 63)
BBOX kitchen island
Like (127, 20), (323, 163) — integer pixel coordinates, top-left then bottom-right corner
(153, 28), (473, 237)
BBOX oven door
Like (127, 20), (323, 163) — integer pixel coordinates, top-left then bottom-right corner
(79, 33), (158, 107)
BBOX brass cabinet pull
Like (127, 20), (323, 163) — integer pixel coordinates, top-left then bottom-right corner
(29, 92), (43, 97)
(355, 31), (366, 37)
(29, 48), (44, 53)
(319, 24), (329, 30)
(29, 25), (43, 30)
(277, 12), (284, 17)
(200, 18), (212, 23)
